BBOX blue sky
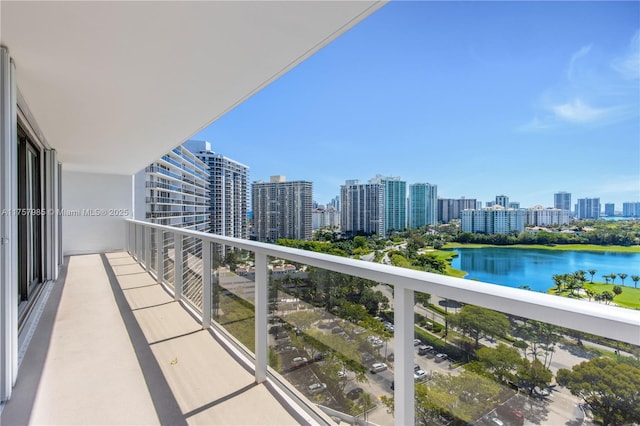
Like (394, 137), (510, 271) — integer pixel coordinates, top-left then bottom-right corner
(194, 1), (639, 210)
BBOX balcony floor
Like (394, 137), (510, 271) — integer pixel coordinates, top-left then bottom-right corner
(1, 252), (308, 425)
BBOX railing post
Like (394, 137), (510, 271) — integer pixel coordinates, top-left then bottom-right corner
(202, 239), (211, 329)
(394, 286), (415, 426)
(174, 232), (183, 301)
(144, 225), (151, 270)
(136, 223), (143, 262)
(254, 252), (268, 383)
(156, 229), (163, 284)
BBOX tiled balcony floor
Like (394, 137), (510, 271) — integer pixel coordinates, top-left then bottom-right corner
(1, 252), (310, 425)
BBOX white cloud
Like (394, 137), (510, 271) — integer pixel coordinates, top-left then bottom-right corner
(568, 44), (592, 80)
(550, 98), (615, 123)
(612, 30), (640, 80)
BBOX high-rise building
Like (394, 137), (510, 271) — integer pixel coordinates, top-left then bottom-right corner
(312, 206), (340, 230)
(604, 203), (615, 217)
(461, 206), (526, 234)
(409, 183), (437, 228)
(554, 191), (572, 212)
(576, 198), (600, 219)
(508, 202), (520, 210)
(622, 202), (640, 217)
(340, 179), (384, 235)
(252, 176), (312, 242)
(373, 175), (407, 234)
(135, 145), (210, 232)
(526, 206), (570, 226)
(183, 140), (249, 242)
(495, 195), (509, 208)
(437, 197), (478, 223)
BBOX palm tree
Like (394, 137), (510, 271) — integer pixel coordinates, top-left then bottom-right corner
(618, 273), (628, 286)
(631, 275), (640, 289)
(552, 274), (564, 293)
(602, 275), (610, 284)
(588, 269), (597, 283)
(609, 273), (617, 284)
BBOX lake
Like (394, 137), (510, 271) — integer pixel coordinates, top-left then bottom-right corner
(449, 247), (640, 292)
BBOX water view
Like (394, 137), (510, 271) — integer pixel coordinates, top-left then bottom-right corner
(450, 247), (640, 292)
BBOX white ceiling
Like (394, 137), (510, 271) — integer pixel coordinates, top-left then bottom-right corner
(1, 1), (384, 175)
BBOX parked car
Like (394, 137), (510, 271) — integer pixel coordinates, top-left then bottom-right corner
(291, 356), (308, 367)
(414, 369), (428, 381)
(435, 353), (447, 363)
(418, 345), (433, 355)
(337, 370), (347, 379)
(413, 338), (422, 346)
(370, 362), (388, 373)
(307, 382), (327, 394)
(426, 348), (438, 359)
(346, 387), (364, 400)
(414, 363), (421, 371)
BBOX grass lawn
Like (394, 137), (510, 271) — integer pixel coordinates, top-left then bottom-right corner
(443, 243), (640, 253)
(431, 249), (467, 278)
(583, 283), (640, 309)
(550, 282), (640, 309)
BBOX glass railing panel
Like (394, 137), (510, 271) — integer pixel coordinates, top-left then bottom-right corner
(181, 235), (203, 310)
(149, 228), (158, 274)
(209, 245), (256, 353)
(163, 230), (175, 288)
(402, 291), (640, 426)
(266, 259), (391, 423)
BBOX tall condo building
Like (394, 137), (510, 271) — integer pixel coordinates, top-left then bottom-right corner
(252, 176), (312, 242)
(622, 202), (640, 217)
(341, 180), (384, 236)
(554, 191), (572, 212)
(437, 197), (478, 223)
(495, 195), (509, 208)
(604, 203), (615, 217)
(371, 175), (407, 234)
(461, 205), (526, 234)
(409, 183), (438, 228)
(576, 198), (600, 219)
(526, 206), (570, 226)
(312, 206), (341, 230)
(183, 140), (249, 241)
(135, 145), (210, 232)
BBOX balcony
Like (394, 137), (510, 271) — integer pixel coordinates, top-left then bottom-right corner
(5, 219), (636, 425)
(0, 251), (326, 425)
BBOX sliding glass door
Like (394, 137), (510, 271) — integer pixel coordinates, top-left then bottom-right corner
(17, 125), (42, 318)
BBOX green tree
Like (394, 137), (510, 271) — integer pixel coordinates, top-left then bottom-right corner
(588, 269), (597, 283)
(612, 285), (623, 298)
(631, 274), (640, 289)
(603, 275), (611, 284)
(618, 273), (628, 286)
(609, 273), (618, 284)
(557, 357), (640, 426)
(552, 274), (564, 293)
(470, 343), (522, 383)
(601, 290), (614, 304)
(517, 358), (553, 396)
(449, 305), (510, 349)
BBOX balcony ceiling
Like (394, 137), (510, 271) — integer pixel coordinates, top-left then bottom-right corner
(0, 1), (384, 175)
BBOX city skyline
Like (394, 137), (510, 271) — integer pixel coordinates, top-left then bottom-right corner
(193, 1), (639, 209)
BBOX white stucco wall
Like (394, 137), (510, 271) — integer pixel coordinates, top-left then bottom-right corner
(62, 170), (133, 255)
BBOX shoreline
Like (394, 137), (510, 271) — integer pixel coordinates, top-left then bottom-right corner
(443, 242), (640, 254)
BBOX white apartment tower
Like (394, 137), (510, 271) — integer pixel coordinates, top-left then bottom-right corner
(576, 198), (600, 219)
(340, 180), (385, 236)
(183, 140), (249, 241)
(135, 146), (210, 232)
(461, 205), (526, 234)
(252, 176), (313, 242)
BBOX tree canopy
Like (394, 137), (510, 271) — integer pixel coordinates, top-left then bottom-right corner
(557, 357), (640, 426)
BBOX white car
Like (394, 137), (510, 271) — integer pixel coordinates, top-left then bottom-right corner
(370, 362), (388, 373)
(414, 369), (428, 381)
(435, 353), (447, 363)
(308, 382), (327, 394)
